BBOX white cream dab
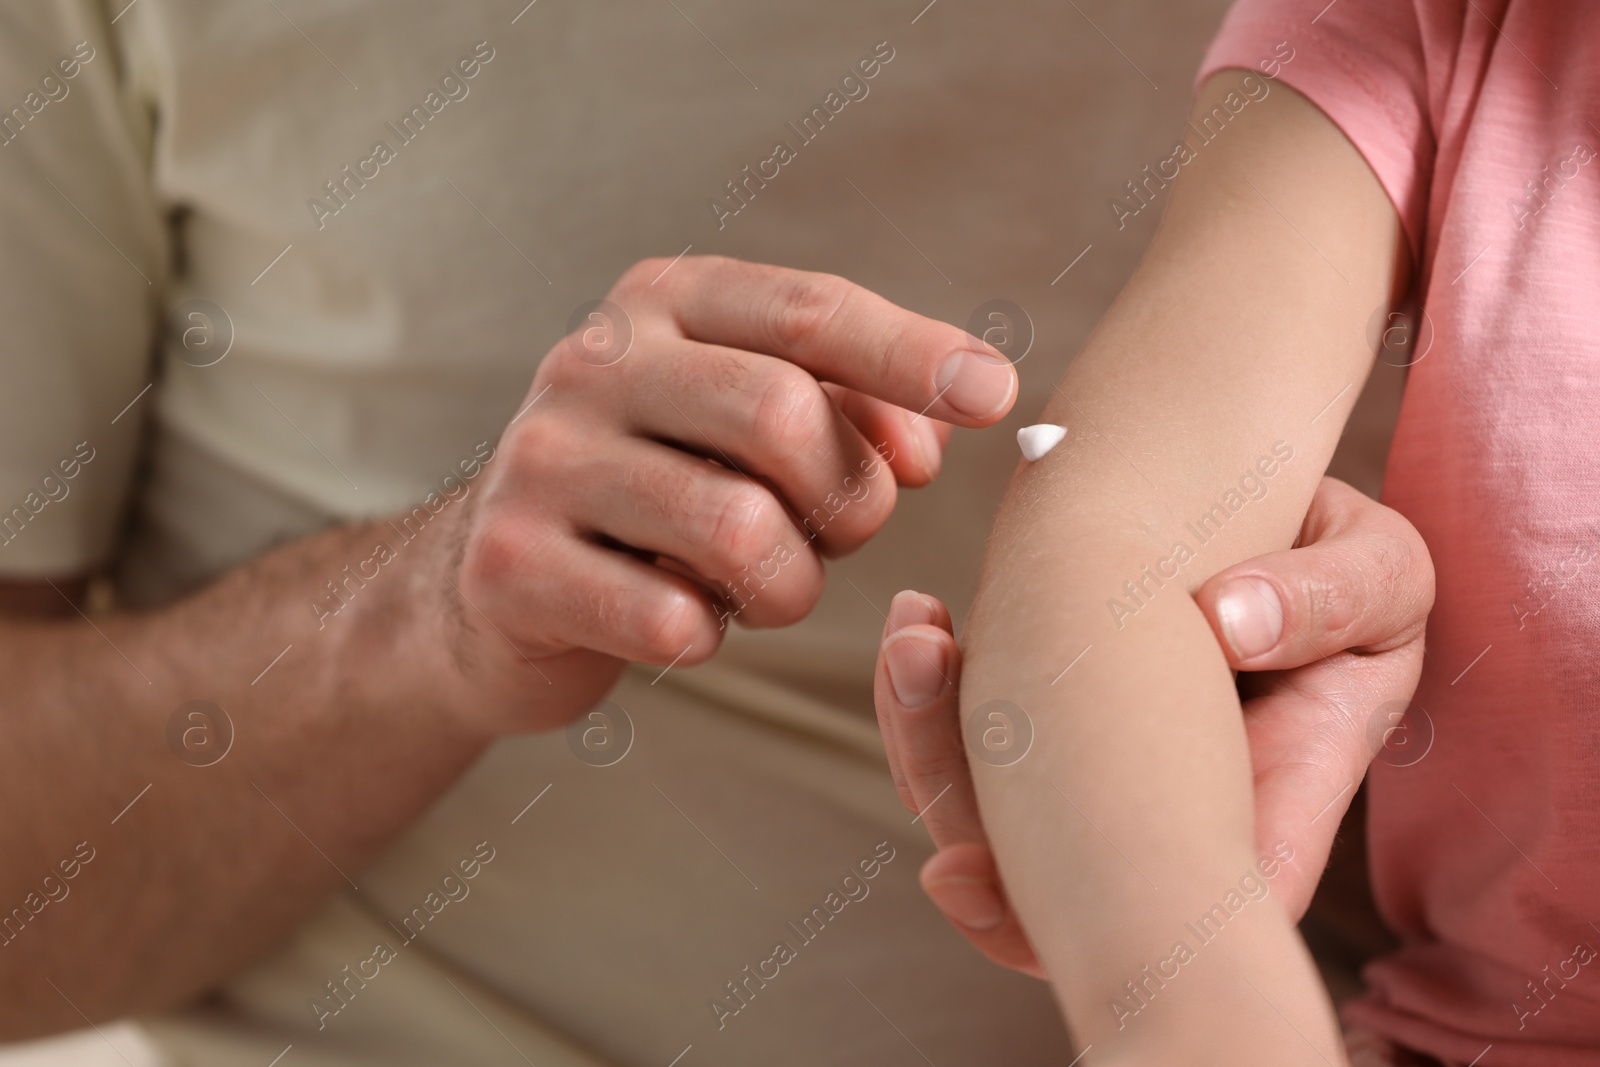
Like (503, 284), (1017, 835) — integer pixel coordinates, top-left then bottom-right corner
(1017, 423), (1067, 462)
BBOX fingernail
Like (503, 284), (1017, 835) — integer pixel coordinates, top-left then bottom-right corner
(1215, 577), (1284, 660)
(913, 419), (942, 478)
(937, 348), (1016, 421)
(924, 875), (1006, 931)
(883, 633), (949, 709)
(888, 589), (934, 629)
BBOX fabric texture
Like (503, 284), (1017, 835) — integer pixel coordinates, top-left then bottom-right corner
(0, 2), (165, 575)
(1203, 2), (1600, 1063)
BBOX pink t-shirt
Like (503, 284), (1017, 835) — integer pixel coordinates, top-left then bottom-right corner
(1201, 2), (1600, 1063)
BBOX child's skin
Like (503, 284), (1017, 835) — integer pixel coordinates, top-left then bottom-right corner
(894, 72), (1411, 1061)
(876, 474), (1434, 977)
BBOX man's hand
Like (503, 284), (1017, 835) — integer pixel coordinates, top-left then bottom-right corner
(433, 255), (1017, 733)
(0, 254), (1015, 1036)
(872, 476), (1432, 978)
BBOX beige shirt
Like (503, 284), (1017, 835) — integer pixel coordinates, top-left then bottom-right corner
(0, 1), (1240, 1062)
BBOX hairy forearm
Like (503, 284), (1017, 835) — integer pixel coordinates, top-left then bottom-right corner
(961, 75), (1404, 1058)
(0, 513), (483, 1036)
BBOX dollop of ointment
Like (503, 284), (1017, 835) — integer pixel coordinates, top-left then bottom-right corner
(1017, 423), (1067, 462)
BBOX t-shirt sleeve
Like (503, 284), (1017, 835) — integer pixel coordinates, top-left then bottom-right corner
(1196, 0), (1435, 260)
(0, 0), (167, 576)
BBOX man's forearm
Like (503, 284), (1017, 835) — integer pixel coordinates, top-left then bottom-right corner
(0, 514), (483, 1036)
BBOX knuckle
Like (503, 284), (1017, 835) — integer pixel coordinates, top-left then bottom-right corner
(1374, 529), (1437, 635)
(808, 467), (897, 557)
(506, 413), (566, 476)
(636, 590), (704, 661)
(1370, 534), (1414, 601)
(699, 346), (755, 397)
(751, 367), (826, 462)
(468, 517), (532, 585)
(1385, 514), (1438, 605)
(743, 558), (823, 628)
(622, 456), (689, 523)
(1340, 491), (1437, 595)
(766, 272), (850, 352)
(848, 462), (898, 526)
(893, 781), (918, 816)
(1298, 566), (1361, 644)
(704, 483), (775, 564)
(538, 339), (585, 386)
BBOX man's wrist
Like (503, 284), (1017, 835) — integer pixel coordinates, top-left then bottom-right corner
(329, 511), (483, 735)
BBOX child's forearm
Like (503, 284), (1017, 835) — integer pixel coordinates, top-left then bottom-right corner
(961, 74), (1406, 1060)
(964, 514), (1340, 1057)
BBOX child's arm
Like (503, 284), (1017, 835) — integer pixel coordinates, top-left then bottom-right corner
(961, 72), (1407, 1061)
